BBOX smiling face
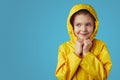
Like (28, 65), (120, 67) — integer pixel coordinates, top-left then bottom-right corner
(73, 14), (94, 40)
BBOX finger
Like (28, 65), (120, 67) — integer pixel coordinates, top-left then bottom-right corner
(86, 39), (92, 44)
(87, 40), (92, 45)
(77, 39), (84, 45)
(84, 39), (89, 44)
(84, 40), (92, 47)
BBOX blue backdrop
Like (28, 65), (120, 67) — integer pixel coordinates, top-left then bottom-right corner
(0, 0), (119, 80)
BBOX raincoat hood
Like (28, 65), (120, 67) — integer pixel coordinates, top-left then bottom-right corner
(67, 4), (99, 43)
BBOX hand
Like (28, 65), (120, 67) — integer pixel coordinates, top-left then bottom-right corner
(83, 39), (92, 56)
(75, 40), (83, 56)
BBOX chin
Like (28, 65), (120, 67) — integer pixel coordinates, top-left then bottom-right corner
(78, 35), (89, 40)
(79, 37), (88, 40)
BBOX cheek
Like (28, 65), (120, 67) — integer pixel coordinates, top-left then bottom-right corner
(73, 28), (78, 35)
(74, 27), (79, 33)
(89, 28), (94, 34)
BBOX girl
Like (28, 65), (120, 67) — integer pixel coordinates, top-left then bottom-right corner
(55, 4), (112, 80)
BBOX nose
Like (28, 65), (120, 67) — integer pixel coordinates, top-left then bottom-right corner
(81, 25), (87, 31)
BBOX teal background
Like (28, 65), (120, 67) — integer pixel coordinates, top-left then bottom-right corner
(0, 0), (119, 80)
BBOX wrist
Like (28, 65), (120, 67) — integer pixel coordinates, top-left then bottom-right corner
(83, 51), (88, 57)
(74, 52), (82, 58)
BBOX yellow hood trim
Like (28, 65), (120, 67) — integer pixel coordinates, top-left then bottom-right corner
(67, 4), (99, 43)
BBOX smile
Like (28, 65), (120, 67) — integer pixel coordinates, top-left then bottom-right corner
(79, 33), (89, 36)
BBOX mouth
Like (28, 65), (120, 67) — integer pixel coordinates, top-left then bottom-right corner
(79, 33), (89, 36)
(76, 32), (90, 40)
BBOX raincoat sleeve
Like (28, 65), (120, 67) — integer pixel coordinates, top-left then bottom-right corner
(55, 44), (82, 80)
(80, 43), (112, 80)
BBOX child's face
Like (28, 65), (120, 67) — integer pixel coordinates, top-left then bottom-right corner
(73, 14), (94, 40)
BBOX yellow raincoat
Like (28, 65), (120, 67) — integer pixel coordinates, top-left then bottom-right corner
(55, 4), (112, 80)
